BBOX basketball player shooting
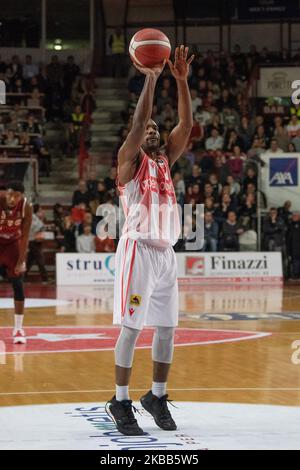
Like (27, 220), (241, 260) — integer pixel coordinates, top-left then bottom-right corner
(0, 181), (32, 344)
(106, 46), (194, 435)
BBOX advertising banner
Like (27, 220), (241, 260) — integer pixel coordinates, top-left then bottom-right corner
(57, 252), (283, 286)
(258, 68), (300, 98)
(261, 152), (300, 209)
(176, 252), (283, 284)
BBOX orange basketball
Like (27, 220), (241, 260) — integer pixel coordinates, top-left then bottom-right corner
(129, 28), (171, 68)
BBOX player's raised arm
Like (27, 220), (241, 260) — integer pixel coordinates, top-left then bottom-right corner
(166, 46), (194, 167)
(15, 203), (33, 275)
(118, 62), (164, 184)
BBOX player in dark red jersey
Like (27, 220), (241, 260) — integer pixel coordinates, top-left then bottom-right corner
(0, 181), (32, 344)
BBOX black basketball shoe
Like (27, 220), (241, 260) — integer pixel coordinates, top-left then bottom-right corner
(105, 396), (145, 436)
(140, 390), (177, 431)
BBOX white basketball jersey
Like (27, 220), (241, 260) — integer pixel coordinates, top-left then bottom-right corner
(118, 153), (181, 248)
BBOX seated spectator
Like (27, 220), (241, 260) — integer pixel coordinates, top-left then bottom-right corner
(190, 88), (203, 113)
(76, 223), (95, 253)
(248, 136), (265, 160)
(288, 142), (296, 153)
(19, 131), (31, 150)
(86, 171), (99, 197)
(227, 145), (245, 180)
(224, 130), (244, 153)
(157, 89), (173, 110)
(189, 118), (204, 150)
(242, 167), (258, 192)
(78, 211), (96, 235)
(226, 173), (240, 193)
(72, 180), (91, 207)
(278, 201), (292, 226)
(203, 211), (219, 252)
(160, 118), (173, 146)
(104, 167), (117, 193)
(204, 197), (216, 214)
(63, 215), (77, 252)
(286, 115), (300, 139)
(206, 113), (224, 137)
(215, 194), (237, 224)
(239, 193), (257, 229)
(194, 105), (212, 127)
(274, 125), (290, 152)
(199, 152), (215, 177)
(253, 125), (269, 149)
(220, 211), (244, 251)
(71, 104), (86, 132)
(11, 78), (26, 94)
(23, 114), (42, 134)
(71, 202), (87, 225)
(265, 138), (283, 154)
(291, 128), (300, 152)
(53, 203), (66, 251)
(208, 173), (222, 201)
(238, 116), (253, 150)
(95, 236), (116, 253)
(27, 88), (42, 107)
(185, 184), (201, 205)
(173, 172), (185, 206)
(173, 151), (193, 179)
(23, 54), (39, 81)
(3, 130), (19, 146)
(217, 88), (235, 110)
(205, 128), (224, 151)
(263, 208), (286, 251)
(287, 212), (300, 279)
(186, 164), (203, 188)
(160, 102), (176, 126)
(221, 106), (240, 131)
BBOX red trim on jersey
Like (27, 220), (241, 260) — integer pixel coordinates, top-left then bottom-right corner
(122, 240), (137, 318)
(121, 238), (129, 316)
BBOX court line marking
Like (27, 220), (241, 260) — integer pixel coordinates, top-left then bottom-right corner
(0, 327), (271, 354)
(1, 388), (300, 397)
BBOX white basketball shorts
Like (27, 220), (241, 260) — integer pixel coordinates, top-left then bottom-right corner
(113, 238), (178, 330)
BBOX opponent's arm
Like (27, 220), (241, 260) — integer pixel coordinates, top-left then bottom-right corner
(118, 63), (164, 184)
(166, 46), (194, 167)
(15, 203), (33, 275)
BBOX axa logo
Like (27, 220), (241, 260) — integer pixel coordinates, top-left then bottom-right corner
(270, 172), (294, 185)
(269, 158), (298, 187)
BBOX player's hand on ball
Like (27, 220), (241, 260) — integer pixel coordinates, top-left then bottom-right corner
(167, 45), (194, 81)
(15, 261), (26, 275)
(134, 60), (166, 78)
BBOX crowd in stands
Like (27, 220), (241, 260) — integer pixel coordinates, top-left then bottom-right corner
(5, 45), (299, 281)
(0, 54), (95, 182)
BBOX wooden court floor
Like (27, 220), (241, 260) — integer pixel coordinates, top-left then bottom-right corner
(0, 283), (300, 408)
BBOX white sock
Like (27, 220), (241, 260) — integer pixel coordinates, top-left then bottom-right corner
(116, 385), (129, 402)
(152, 381), (167, 398)
(14, 315), (24, 331)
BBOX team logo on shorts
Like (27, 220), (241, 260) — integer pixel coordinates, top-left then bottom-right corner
(130, 295), (142, 307)
(129, 307), (135, 316)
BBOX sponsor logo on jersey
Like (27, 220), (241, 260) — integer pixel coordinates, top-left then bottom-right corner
(130, 294), (141, 306)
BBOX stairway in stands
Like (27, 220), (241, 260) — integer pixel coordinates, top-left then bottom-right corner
(27, 77), (128, 281)
(90, 77), (128, 175)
